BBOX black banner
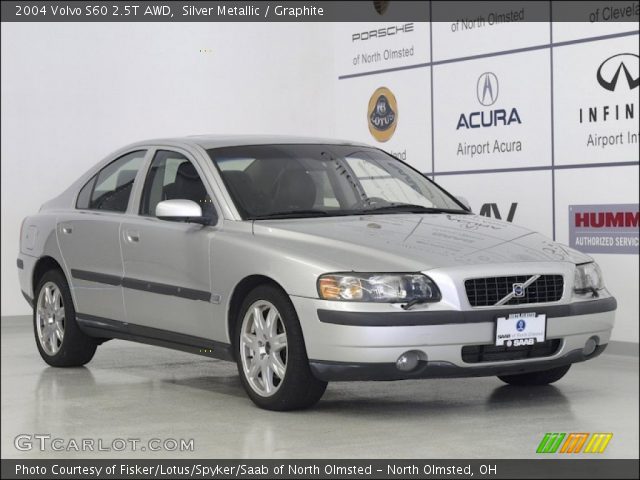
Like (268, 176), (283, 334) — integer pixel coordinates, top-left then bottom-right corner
(1, 459), (639, 479)
(1, 1), (639, 22)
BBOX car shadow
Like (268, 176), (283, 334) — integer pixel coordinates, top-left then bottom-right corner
(312, 382), (570, 418)
(163, 375), (571, 414)
(34, 363), (569, 416)
(164, 375), (246, 399)
(485, 384), (570, 410)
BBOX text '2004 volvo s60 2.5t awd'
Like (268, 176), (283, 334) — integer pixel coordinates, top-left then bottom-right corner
(17, 136), (616, 410)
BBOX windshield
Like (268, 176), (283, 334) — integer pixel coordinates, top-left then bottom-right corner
(208, 144), (468, 219)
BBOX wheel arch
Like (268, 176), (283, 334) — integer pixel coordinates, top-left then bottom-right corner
(32, 256), (66, 292)
(226, 274), (290, 349)
(31, 255), (77, 312)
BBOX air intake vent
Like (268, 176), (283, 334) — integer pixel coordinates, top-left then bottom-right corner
(465, 275), (564, 307)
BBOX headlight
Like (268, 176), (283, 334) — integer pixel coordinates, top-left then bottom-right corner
(574, 262), (604, 294)
(317, 273), (441, 303)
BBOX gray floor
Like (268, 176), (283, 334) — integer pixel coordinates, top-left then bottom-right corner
(2, 316), (638, 459)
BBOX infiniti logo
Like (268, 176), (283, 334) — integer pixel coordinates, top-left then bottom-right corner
(476, 72), (499, 106)
(596, 53), (639, 92)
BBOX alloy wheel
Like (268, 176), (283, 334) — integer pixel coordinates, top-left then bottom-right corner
(36, 281), (65, 356)
(239, 300), (288, 397)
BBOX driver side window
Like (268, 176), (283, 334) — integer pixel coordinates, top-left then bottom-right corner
(139, 150), (215, 219)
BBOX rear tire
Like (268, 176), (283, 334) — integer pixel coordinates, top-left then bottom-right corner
(498, 364), (571, 386)
(234, 285), (327, 410)
(33, 269), (97, 367)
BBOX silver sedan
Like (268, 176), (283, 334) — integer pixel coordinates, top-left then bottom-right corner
(17, 136), (616, 410)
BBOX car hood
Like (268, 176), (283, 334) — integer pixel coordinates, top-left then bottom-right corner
(252, 213), (592, 271)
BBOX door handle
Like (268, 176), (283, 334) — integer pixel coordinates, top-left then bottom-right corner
(124, 231), (140, 243)
(61, 226), (72, 234)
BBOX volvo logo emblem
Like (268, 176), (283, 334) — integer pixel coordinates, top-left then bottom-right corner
(476, 72), (499, 106)
(596, 53), (639, 92)
(512, 283), (526, 298)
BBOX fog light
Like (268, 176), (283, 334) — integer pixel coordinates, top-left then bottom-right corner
(396, 351), (423, 372)
(583, 337), (598, 356)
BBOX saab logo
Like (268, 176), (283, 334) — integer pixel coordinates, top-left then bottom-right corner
(456, 74), (521, 129)
(479, 203), (517, 222)
(537, 433), (613, 454)
(477, 72), (499, 106)
(597, 53), (639, 91)
(368, 87), (398, 142)
(569, 204), (639, 254)
(373, 1), (389, 15)
(512, 338), (534, 346)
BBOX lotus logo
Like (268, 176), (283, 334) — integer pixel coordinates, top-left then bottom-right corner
(596, 53), (639, 92)
(477, 72), (499, 106)
(513, 283), (526, 298)
(368, 87), (398, 142)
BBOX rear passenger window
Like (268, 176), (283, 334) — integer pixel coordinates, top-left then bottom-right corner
(78, 151), (145, 212)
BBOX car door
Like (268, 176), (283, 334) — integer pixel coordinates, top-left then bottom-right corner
(119, 148), (218, 339)
(57, 150), (147, 321)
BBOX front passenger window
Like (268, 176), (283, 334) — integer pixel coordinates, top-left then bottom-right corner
(140, 150), (214, 219)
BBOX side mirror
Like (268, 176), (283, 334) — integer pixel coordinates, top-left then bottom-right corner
(156, 199), (208, 224)
(456, 196), (472, 212)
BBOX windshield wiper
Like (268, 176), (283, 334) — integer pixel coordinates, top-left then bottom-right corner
(249, 209), (332, 220)
(361, 204), (469, 215)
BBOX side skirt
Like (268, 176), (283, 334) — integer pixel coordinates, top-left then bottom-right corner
(76, 313), (234, 362)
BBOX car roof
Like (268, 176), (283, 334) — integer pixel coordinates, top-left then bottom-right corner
(126, 134), (370, 150)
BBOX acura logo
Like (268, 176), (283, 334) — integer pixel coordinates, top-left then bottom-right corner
(512, 283), (526, 298)
(596, 53), (639, 92)
(477, 72), (499, 106)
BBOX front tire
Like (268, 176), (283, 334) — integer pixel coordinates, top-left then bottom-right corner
(498, 364), (571, 386)
(33, 269), (97, 367)
(234, 285), (327, 410)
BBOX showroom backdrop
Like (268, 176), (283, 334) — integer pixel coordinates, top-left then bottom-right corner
(1, 10), (638, 343)
(334, 12), (639, 343)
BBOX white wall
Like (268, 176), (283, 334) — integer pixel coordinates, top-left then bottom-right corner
(1, 22), (335, 315)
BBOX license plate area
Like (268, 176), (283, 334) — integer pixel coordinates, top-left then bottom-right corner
(495, 312), (546, 348)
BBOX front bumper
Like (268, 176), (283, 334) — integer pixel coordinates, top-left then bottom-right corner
(290, 296), (616, 382)
(310, 344), (607, 381)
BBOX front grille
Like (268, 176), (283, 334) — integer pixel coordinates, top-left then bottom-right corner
(461, 339), (562, 364)
(465, 275), (564, 307)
